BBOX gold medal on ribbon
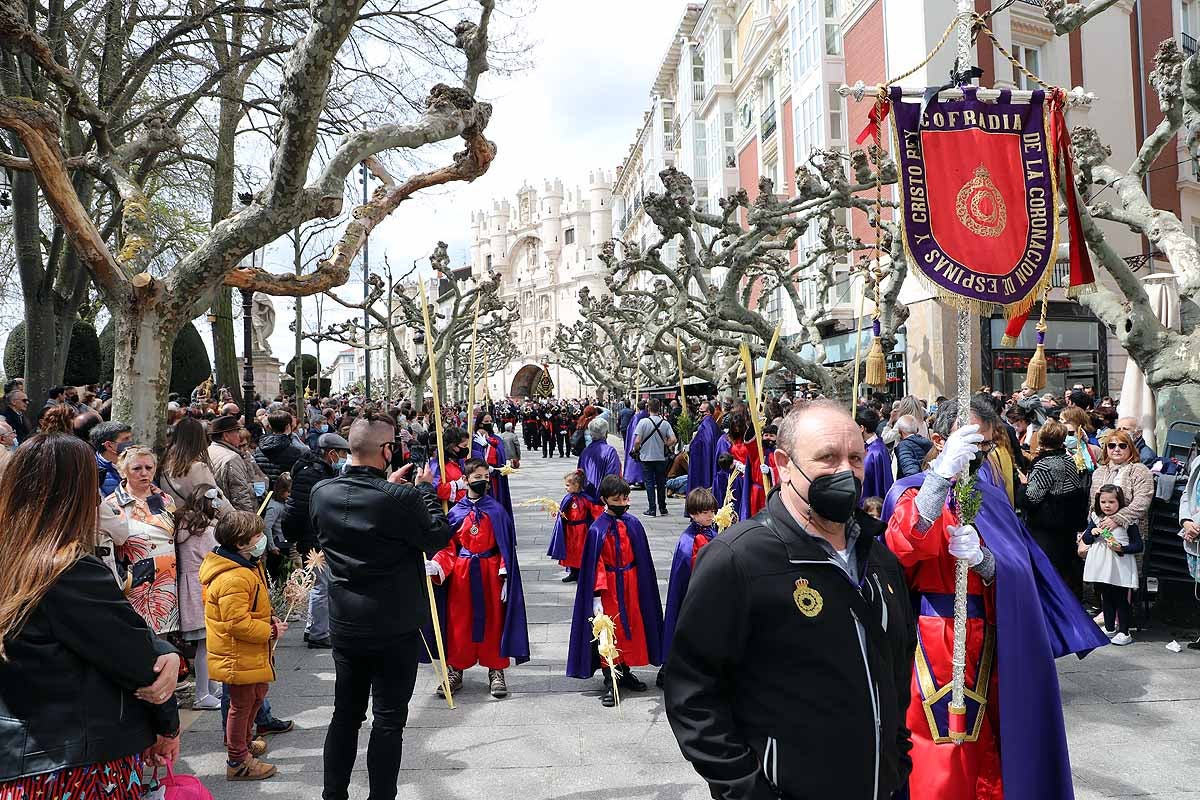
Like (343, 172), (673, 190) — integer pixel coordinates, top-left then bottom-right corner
(793, 578), (823, 618)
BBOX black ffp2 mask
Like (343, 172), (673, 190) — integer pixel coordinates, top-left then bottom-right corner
(794, 467), (862, 523)
(468, 479), (490, 496)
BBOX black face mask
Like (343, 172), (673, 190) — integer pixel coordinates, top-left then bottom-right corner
(468, 479), (489, 496)
(607, 504), (629, 517)
(479, 424), (493, 435)
(792, 465), (862, 524)
(448, 445), (465, 459)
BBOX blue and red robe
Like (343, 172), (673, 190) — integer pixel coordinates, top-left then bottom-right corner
(566, 512), (663, 677)
(686, 415), (720, 499)
(547, 491), (599, 569)
(623, 410), (648, 484)
(431, 458), (467, 505)
(434, 495), (529, 670)
(661, 521), (715, 662)
(472, 433), (514, 517)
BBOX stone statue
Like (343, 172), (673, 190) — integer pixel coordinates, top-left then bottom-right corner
(251, 294), (276, 356)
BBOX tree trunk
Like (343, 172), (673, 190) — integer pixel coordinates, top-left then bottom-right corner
(110, 301), (176, 449)
(209, 90), (241, 392)
(409, 378), (427, 407)
(1152, 381), (1200, 452)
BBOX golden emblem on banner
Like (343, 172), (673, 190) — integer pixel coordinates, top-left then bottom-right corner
(793, 578), (823, 618)
(955, 165), (1007, 238)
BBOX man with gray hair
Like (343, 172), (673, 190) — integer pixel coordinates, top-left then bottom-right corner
(1116, 416), (1157, 465)
(665, 399), (916, 799)
(577, 416), (621, 502)
(894, 414), (933, 479)
(882, 398), (1108, 800)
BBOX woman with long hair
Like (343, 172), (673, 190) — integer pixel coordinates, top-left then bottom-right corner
(98, 446), (180, 636)
(0, 434), (181, 797)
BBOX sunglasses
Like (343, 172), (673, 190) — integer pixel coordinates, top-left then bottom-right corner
(1106, 442), (1129, 451)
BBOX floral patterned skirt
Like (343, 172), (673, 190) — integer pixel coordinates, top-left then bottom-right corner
(0, 755), (142, 799)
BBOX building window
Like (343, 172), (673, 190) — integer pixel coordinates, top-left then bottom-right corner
(722, 29), (735, 83)
(486, 254), (493, 270)
(724, 112), (736, 168)
(764, 157), (779, 191)
(662, 101), (675, 139)
(692, 45), (705, 102)
(1191, 219), (1200, 244)
(827, 84), (845, 141)
(824, 0), (842, 56)
(694, 120), (708, 179)
(759, 0), (772, 16)
(564, 228), (575, 245)
(797, 0), (819, 75)
(1012, 44), (1041, 90)
(797, 86), (822, 160)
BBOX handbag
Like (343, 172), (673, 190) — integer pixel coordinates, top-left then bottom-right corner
(156, 762), (214, 800)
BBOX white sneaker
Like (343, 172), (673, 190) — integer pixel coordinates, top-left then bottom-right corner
(1111, 632), (1134, 646)
(1100, 627), (1117, 638)
(193, 694), (222, 710)
(209, 681), (223, 699)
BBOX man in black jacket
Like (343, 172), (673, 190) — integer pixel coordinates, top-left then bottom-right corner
(282, 432), (349, 649)
(253, 410), (307, 483)
(664, 399), (916, 800)
(310, 413), (450, 800)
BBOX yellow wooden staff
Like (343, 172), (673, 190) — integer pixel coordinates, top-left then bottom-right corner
(465, 293), (481, 439)
(417, 280), (455, 709)
(738, 325), (781, 495)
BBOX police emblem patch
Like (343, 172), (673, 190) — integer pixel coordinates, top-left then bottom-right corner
(793, 578), (823, 618)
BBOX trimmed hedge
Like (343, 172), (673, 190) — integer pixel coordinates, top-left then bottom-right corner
(4, 319), (101, 385)
(99, 319), (212, 396)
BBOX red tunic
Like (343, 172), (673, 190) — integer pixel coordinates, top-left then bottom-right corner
(560, 494), (598, 569)
(435, 460), (467, 504)
(885, 488), (1003, 800)
(729, 440), (766, 516)
(433, 507), (508, 670)
(690, 530), (712, 568)
(593, 519), (650, 667)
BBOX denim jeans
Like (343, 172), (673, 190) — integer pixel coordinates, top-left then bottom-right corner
(307, 562), (330, 639)
(641, 459), (668, 512)
(323, 634), (420, 800)
(665, 475), (689, 495)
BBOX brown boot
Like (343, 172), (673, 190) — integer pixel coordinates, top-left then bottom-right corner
(436, 667), (463, 698)
(226, 756), (277, 781)
(249, 737), (268, 757)
(488, 669), (508, 698)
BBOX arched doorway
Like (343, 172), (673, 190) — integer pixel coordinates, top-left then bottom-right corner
(510, 364), (545, 398)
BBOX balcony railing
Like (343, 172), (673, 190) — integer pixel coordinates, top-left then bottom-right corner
(692, 82), (705, 103)
(761, 105), (777, 139)
(1184, 32), (1198, 56)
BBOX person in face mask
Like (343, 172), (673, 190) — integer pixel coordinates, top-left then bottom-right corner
(432, 426), (472, 505)
(566, 474), (664, 708)
(882, 398), (1108, 800)
(199, 510), (286, 781)
(664, 399), (917, 800)
(472, 413), (514, 517)
(425, 458), (528, 699)
(89, 420), (134, 497)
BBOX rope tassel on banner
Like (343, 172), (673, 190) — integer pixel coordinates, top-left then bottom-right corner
(865, 318), (888, 388)
(1024, 293), (1051, 392)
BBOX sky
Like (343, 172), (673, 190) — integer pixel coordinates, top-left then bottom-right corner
(248, 0), (696, 368)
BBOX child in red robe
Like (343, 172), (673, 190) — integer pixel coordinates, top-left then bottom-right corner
(546, 469), (598, 583)
(428, 458), (529, 699)
(658, 487), (718, 687)
(566, 474), (664, 707)
(432, 426), (470, 505)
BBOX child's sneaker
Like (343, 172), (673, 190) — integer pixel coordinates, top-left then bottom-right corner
(488, 669), (508, 698)
(193, 694), (221, 710)
(227, 756), (277, 781)
(436, 667), (463, 698)
(1111, 632), (1134, 646)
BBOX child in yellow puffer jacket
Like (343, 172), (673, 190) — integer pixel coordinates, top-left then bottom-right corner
(199, 510), (285, 782)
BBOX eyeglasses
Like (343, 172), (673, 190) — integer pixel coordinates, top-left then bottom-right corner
(1106, 442), (1129, 451)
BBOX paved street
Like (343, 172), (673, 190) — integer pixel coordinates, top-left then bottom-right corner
(177, 437), (1200, 799)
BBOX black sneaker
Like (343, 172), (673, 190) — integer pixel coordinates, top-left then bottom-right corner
(303, 632), (311, 643)
(616, 665), (647, 692)
(655, 670), (665, 688)
(644, 509), (657, 517)
(601, 671), (616, 708)
(307, 636), (331, 649)
(561, 569), (578, 583)
(255, 717), (294, 737)
(658, 507), (668, 516)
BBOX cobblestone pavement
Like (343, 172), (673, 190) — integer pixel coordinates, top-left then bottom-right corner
(176, 436), (1200, 799)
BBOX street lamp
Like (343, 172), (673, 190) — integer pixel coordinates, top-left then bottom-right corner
(360, 161), (372, 400)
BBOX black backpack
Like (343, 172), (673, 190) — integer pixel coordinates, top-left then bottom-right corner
(569, 428), (586, 457)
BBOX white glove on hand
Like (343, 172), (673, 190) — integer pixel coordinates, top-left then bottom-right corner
(451, 478), (468, 494)
(947, 524), (984, 567)
(732, 459), (746, 474)
(424, 560), (444, 581)
(931, 424), (985, 480)
(501, 579), (508, 603)
(759, 464), (772, 476)
(592, 597), (604, 618)
(474, 432), (489, 447)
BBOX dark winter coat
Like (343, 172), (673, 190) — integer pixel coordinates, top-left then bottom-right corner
(281, 449), (336, 553)
(252, 433), (307, 485)
(896, 434), (933, 478)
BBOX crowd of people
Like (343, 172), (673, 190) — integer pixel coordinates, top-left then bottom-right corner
(0, 372), (1187, 800)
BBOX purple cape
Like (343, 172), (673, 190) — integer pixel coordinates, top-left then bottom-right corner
(472, 435), (514, 517)
(623, 410), (648, 484)
(577, 440), (622, 503)
(662, 521), (715, 660)
(546, 491), (593, 561)
(882, 473), (1108, 800)
(565, 512), (664, 678)
(445, 494), (529, 664)
(686, 415), (720, 498)
(862, 436), (894, 505)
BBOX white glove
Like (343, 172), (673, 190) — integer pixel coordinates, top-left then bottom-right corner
(501, 579), (508, 603)
(759, 464), (772, 476)
(931, 424), (985, 480)
(451, 478), (468, 494)
(425, 560), (444, 580)
(592, 597), (604, 618)
(732, 459), (746, 474)
(474, 432), (489, 447)
(947, 524), (984, 567)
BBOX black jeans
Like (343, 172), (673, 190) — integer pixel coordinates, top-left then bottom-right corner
(323, 633), (420, 800)
(642, 459), (668, 512)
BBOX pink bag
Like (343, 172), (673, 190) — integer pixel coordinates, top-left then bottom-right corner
(158, 762), (214, 800)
